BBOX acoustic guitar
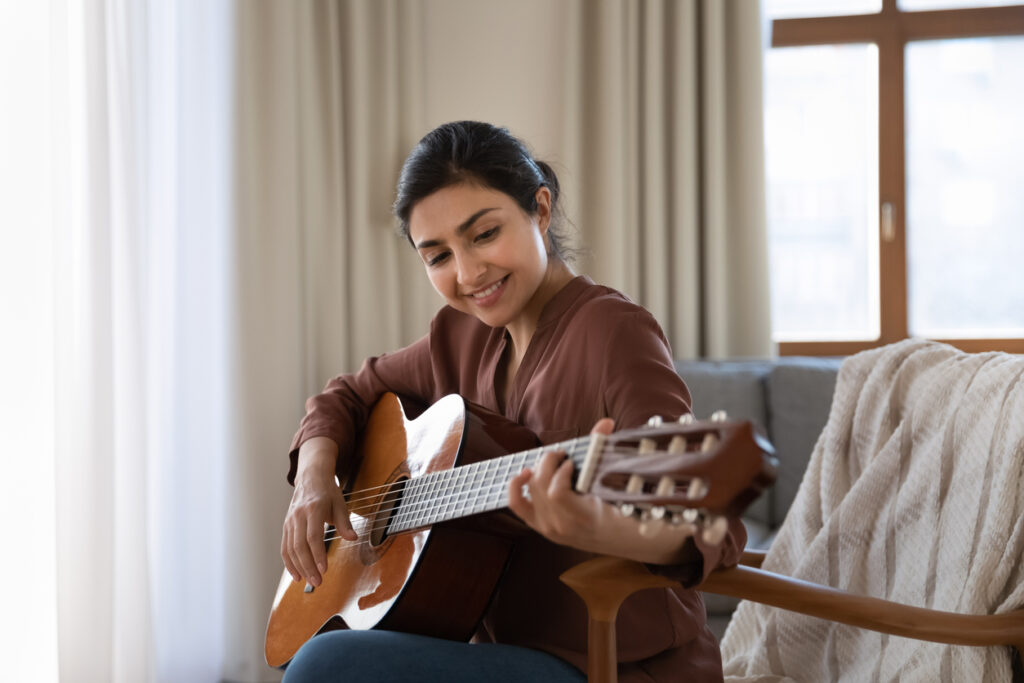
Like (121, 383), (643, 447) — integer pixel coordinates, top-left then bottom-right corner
(265, 392), (775, 668)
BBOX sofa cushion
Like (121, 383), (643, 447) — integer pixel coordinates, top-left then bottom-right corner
(674, 360), (774, 526)
(765, 358), (842, 527)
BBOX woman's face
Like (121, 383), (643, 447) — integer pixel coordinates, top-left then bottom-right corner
(408, 182), (552, 331)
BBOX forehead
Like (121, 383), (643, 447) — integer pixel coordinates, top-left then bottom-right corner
(408, 183), (515, 241)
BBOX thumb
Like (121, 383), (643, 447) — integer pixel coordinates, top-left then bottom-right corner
(333, 491), (358, 541)
(592, 417), (615, 436)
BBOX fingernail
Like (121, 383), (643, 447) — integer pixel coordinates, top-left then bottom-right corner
(317, 562), (326, 573)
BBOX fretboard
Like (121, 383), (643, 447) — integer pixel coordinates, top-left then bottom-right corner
(388, 435), (593, 533)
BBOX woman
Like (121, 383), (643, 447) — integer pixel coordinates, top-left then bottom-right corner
(280, 121), (746, 682)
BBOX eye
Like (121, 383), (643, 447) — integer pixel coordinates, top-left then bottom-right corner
(475, 226), (500, 242)
(427, 251), (450, 267)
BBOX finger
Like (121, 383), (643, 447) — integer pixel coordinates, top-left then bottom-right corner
(548, 457), (575, 498)
(304, 520), (328, 582)
(289, 515), (323, 586)
(592, 417), (615, 435)
(533, 450), (567, 483)
(333, 496), (358, 542)
(281, 524), (302, 582)
(507, 468), (536, 525)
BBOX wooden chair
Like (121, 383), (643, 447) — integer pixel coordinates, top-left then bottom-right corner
(561, 553), (1024, 683)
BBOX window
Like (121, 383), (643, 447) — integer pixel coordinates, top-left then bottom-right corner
(764, 0), (1024, 355)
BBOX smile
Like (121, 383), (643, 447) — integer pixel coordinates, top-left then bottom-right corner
(468, 275), (509, 304)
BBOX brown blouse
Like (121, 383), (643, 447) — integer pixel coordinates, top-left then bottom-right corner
(289, 275), (746, 682)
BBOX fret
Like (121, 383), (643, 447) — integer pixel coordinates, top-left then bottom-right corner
(420, 470), (444, 527)
(395, 473), (426, 533)
(469, 460), (487, 516)
(385, 434), (602, 535)
(447, 466), (465, 523)
(391, 478), (411, 532)
(484, 457), (505, 510)
(468, 460), (487, 516)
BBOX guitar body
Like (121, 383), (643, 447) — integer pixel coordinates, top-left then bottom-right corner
(265, 393), (541, 668)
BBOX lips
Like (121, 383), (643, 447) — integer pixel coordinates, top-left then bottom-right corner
(468, 275), (509, 307)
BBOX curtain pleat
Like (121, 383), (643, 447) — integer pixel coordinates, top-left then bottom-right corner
(562, 0), (772, 359)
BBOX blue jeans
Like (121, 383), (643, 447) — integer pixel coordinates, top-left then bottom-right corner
(281, 630), (586, 682)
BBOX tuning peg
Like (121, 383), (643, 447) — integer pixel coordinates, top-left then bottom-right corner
(678, 413), (695, 424)
(687, 477), (707, 500)
(682, 508), (700, 524)
(626, 474), (644, 494)
(656, 476), (675, 497)
(669, 512), (698, 536)
(619, 502), (636, 517)
(650, 506), (666, 520)
(701, 516), (729, 545)
(700, 432), (718, 452)
(710, 410), (728, 422)
(667, 435), (686, 454)
(638, 438), (657, 453)
(646, 415), (664, 427)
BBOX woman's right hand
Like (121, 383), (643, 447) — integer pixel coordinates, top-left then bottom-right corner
(281, 437), (358, 587)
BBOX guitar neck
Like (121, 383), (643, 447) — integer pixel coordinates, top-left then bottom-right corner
(388, 435), (593, 533)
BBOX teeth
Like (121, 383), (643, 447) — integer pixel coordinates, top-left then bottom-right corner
(473, 278), (504, 299)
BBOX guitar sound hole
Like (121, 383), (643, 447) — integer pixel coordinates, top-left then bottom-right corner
(368, 476), (407, 548)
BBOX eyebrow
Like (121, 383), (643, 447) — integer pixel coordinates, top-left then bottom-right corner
(414, 207), (499, 249)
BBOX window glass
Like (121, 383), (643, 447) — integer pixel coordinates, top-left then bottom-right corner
(765, 44), (880, 341)
(898, 0), (1021, 10)
(906, 37), (1024, 338)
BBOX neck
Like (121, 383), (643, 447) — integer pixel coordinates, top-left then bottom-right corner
(504, 260), (575, 356)
(387, 433), (592, 533)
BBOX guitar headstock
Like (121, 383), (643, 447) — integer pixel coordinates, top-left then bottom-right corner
(588, 412), (776, 544)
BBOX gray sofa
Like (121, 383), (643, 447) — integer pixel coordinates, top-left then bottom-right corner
(673, 356), (844, 640)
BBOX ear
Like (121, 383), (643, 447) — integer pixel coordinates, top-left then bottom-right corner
(534, 186), (552, 235)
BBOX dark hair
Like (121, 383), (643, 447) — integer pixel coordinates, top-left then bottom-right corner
(393, 121), (572, 262)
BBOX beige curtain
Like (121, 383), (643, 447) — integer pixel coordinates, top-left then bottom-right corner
(559, 0), (772, 359)
(230, 2), (430, 679)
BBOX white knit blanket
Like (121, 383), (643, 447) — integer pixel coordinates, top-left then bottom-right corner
(720, 339), (1024, 682)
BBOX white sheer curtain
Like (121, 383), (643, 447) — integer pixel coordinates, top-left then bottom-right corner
(2, 0), (235, 681)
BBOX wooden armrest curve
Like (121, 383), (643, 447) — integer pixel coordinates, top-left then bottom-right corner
(699, 564), (1024, 654)
(739, 549), (766, 568)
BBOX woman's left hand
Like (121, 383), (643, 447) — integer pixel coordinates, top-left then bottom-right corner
(507, 419), (700, 565)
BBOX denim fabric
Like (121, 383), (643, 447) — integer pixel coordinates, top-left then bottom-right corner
(281, 630), (586, 683)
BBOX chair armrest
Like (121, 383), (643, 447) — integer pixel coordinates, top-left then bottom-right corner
(699, 564), (1024, 656)
(739, 549), (766, 568)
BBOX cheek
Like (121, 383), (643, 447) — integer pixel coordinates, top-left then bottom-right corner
(424, 266), (454, 299)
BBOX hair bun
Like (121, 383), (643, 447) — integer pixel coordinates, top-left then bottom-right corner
(533, 160), (560, 203)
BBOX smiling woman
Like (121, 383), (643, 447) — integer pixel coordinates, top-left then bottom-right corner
(278, 121), (748, 683)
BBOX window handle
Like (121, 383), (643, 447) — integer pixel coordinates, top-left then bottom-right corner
(881, 202), (896, 243)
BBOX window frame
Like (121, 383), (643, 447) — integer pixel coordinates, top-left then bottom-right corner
(770, 0), (1024, 356)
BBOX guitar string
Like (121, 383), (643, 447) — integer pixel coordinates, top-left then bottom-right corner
(316, 446), (699, 545)
(336, 442), (647, 518)
(321, 443), (605, 543)
(333, 430), (700, 514)
(338, 441), (592, 520)
(338, 441), (697, 519)
(295, 441), (593, 559)
(335, 437), (592, 515)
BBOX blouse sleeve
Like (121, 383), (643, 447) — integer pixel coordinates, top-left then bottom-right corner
(286, 331), (435, 485)
(597, 306), (747, 586)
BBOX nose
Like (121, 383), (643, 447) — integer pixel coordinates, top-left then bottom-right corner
(455, 250), (485, 289)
